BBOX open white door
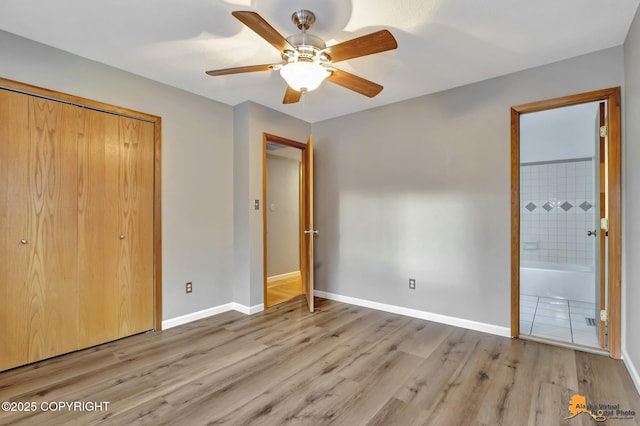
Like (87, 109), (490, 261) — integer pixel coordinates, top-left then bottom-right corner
(302, 135), (315, 312)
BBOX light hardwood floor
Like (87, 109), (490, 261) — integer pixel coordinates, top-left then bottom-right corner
(266, 274), (304, 307)
(0, 297), (638, 425)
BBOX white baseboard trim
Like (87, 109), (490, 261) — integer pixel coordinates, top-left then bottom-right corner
(267, 271), (301, 284)
(622, 348), (640, 396)
(162, 302), (265, 330)
(162, 303), (236, 330)
(162, 290), (511, 338)
(314, 290), (511, 338)
(232, 302), (265, 315)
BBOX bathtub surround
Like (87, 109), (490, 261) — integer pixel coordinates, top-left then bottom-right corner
(520, 159), (596, 266)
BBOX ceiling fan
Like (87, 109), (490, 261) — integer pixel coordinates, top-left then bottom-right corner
(205, 10), (398, 104)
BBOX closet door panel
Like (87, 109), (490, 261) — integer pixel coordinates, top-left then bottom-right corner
(78, 109), (121, 347)
(25, 97), (80, 363)
(2, 82), (157, 370)
(78, 113), (154, 346)
(117, 117), (154, 335)
(0, 90), (31, 371)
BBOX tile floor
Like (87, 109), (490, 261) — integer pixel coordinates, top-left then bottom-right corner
(520, 294), (601, 347)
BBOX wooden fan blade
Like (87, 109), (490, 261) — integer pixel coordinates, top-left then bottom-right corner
(205, 64), (276, 76)
(322, 30), (397, 63)
(326, 68), (383, 98)
(283, 86), (302, 104)
(232, 11), (295, 53)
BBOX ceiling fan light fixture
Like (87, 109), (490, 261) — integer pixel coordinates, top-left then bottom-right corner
(280, 60), (330, 92)
(206, 10), (398, 104)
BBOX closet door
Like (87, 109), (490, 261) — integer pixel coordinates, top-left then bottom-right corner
(0, 92), (80, 370)
(118, 117), (155, 335)
(0, 89), (30, 370)
(78, 111), (154, 347)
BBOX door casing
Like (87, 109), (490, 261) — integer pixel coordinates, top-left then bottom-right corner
(510, 87), (621, 358)
(262, 133), (311, 309)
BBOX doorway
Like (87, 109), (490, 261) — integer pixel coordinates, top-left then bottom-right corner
(262, 133), (315, 311)
(264, 141), (303, 306)
(510, 87), (621, 358)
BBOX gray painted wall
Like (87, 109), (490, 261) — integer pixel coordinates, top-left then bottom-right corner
(233, 101), (310, 307)
(0, 30), (235, 320)
(624, 7), (640, 383)
(311, 47), (624, 328)
(1, 26), (636, 384)
(266, 154), (301, 277)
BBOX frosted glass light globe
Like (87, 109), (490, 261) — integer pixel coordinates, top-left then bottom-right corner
(280, 61), (330, 92)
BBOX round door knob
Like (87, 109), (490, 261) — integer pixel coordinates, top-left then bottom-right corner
(119, 235), (125, 239)
(20, 239), (28, 244)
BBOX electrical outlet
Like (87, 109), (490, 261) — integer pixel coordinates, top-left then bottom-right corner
(186, 282), (193, 294)
(409, 278), (416, 290)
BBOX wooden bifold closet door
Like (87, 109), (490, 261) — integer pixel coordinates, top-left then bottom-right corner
(78, 108), (154, 348)
(0, 88), (155, 371)
(1, 92), (81, 369)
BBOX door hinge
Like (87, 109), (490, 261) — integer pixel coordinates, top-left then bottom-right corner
(600, 309), (608, 322)
(600, 125), (608, 138)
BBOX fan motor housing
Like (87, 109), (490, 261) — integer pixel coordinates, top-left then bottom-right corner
(283, 33), (329, 63)
(282, 10), (330, 63)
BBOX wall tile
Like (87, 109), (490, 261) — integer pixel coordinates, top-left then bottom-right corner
(520, 159), (595, 266)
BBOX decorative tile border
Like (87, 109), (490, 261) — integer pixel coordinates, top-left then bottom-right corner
(521, 199), (593, 212)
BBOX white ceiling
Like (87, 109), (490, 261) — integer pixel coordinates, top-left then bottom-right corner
(1, 0), (638, 123)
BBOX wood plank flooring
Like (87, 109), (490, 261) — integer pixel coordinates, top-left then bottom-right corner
(266, 274), (303, 307)
(0, 297), (638, 425)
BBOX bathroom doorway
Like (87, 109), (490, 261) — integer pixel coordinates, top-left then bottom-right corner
(510, 88), (621, 358)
